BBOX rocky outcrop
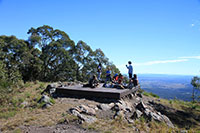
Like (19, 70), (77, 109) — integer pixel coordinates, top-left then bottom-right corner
(38, 95), (53, 109)
(69, 105), (97, 124)
(45, 82), (174, 128)
(79, 105), (96, 116)
(97, 103), (113, 111)
(133, 101), (174, 128)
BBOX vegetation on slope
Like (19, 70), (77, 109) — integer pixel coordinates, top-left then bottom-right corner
(0, 25), (120, 106)
(0, 83), (200, 132)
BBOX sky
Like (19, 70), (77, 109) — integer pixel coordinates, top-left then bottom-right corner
(0, 0), (200, 76)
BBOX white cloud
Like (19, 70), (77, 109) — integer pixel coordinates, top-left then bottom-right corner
(179, 56), (200, 59)
(134, 59), (188, 66)
(191, 23), (195, 27)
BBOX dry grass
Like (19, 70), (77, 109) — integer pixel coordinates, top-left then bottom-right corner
(83, 116), (181, 133)
(0, 81), (98, 132)
(1, 82), (200, 132)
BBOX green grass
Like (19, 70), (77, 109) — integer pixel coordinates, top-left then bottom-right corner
(36, 83), (46, 90)
(25, 92), (31, 98)
(143, 91), (160, 98)
(0, 108), (17, 119)
(50, 97), (56, 104)
(13, 128), (22, 133)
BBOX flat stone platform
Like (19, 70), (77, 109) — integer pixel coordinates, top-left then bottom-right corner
(56, 84), (139, 99)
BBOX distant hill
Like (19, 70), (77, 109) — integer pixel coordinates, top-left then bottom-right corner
(138, 74), (195, 101)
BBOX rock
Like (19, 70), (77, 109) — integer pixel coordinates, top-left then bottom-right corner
(98, 104), (112, 111)
(136, 101), (147, 112)
(88, 104), (98, 110)
(114, 100), (132, 112)
(43, 83), (59, 95)
(38, 95), (51, 103)
(114, 102), (125, 111)
(125, 101), (132, 112)
(127, 118), (134, 124)
(114, 110), (124, 119)
(137, 93), (142, 98)
(108, 103), (115, 108)
(78, 114), (97, 123)
(79, 105), (96, 116)
(42, 103), (52, 109)
(161, 115), (174, 128)
(132, 110), (143, 119)
(180, 130), (188, 133)
(21, 101), (28, 107)
(69, 108), (81, 116)
(143, 108), (174, 128)
(143, 109), (163, 122)
(70, 108), (97, 123)
(144, 108), (151, 116)
(128, 93), (134, 99)
(136, 97), (141, 102)
(149, 112), (162, 122)
(49, 88), (56, 95)
(70, 107), (81, 113)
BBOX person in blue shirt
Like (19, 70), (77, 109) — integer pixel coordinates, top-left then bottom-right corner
(126, 61), (133, 79)
(105, 67), (112, 83)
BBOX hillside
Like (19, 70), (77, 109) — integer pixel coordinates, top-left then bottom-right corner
(139, 74), (195, 101)
(0, 82), (200, 133)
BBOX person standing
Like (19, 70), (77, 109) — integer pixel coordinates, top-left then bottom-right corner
(97, 63), (102, 81)
(105, 67), (112, 83)
(126, 61), (133, 79)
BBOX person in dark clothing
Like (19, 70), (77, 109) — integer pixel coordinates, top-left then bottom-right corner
(83, 75), (99, 88)
(97, 63), (102, 81)
(132, 74), (139, 87)
(123, 74), (139, 89)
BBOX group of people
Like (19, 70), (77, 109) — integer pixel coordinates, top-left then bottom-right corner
(83, 61), (139, 89)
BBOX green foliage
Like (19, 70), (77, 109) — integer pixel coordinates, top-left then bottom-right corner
(1, 25), (121, 83)
(0, 25), (121, 105)
(191, 76), (200, 102)
(123, 74), (129, 84)
(143, 91), (160, 98)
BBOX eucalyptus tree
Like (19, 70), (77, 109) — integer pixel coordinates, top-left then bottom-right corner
(27, 25), (76, 81)
(0, 35), (27, 83)
(191, 76), (200, 102)
(74, 40), (94, 81)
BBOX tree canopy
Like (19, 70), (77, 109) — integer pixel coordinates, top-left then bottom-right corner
(0, 25), (120, 84)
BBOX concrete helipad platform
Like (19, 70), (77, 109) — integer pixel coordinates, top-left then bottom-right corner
(56, 84), (139, 99)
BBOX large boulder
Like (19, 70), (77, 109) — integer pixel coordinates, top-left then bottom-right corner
(98, 103), (112, 111)
(136, 101), (147, 112)
(114, 110), (124, 119)
(42, 83), (58, 95)
(69, 108), (97, 123)
(114, 100), (132, 112)
(132, 109), (143, 119)
(38, 95), (51, 103)
(161, 114), (174, 128)
(77, 114), (97, 123)
(79, 105), (96, 116)
(69, 108), (81, 116)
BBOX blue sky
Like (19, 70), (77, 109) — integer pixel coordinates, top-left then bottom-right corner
(0, 0), (200, 75)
